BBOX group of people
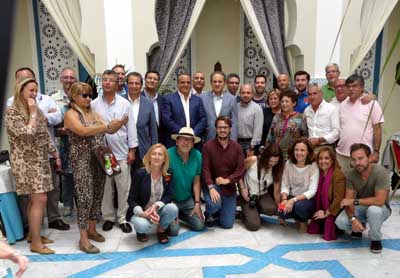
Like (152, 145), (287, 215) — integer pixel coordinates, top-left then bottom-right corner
(3, 62), (391, 258)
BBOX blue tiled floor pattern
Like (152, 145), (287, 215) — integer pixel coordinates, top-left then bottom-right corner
(24, 216), (400, 278)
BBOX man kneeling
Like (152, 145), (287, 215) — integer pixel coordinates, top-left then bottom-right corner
(336, 143), (391, 253)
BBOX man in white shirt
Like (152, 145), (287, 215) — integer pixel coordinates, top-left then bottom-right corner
(190, 71), (206, 96)
(304, 84), (340, 153)
(92, 70), (138, 233)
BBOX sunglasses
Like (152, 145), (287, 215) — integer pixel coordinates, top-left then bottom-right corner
(80, 93), (93, 99)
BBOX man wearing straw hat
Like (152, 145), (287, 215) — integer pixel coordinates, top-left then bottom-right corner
(167, 127), (205, 234)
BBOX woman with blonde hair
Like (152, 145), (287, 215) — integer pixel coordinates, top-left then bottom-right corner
(5, 77), (60, 254)
(126, 143), (179, 244)
(64, 82), (127, 253)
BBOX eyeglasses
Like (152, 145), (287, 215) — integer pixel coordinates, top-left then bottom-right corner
(102, 78), (117, 83)
(61, 76), (76, 81)
(80, 93), (92, 99)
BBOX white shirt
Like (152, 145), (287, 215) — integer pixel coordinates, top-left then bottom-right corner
(92, 94), (138, 160)
(178, 91), (191, 127)
(143, 89), (159, 126)
(329, 96), (345, 110)
(213, 92), (223, 116)
(304, 100), (340, 144)
(128, 95), (140, 123)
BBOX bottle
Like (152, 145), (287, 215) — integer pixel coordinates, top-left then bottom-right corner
(104, 153), (113, 175)
(110, 153), (120, 172)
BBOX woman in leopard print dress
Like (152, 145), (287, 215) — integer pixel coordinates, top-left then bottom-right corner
(5, 78), (61, 254)
(64, 82), (127, 253)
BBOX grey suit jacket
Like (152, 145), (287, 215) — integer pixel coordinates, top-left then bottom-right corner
(200, 91), (238, 141)
(135, 97), (158, 160)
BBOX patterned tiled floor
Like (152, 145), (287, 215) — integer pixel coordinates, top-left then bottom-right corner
(6, 193), (400, 278)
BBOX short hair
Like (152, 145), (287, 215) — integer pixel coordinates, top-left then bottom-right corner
(15, 67), (36, 79)
(102, 69), (118, 78)
(61, 67), (76, 76)
(308, 83), (321, 93)
(316, 147), (340, 169)
(177, 73), (191, 84)
(279, 89), (297, 104)
(254, 74), (267, 83)
(288, 138), (315, 165)
(143, 143), (169, 176)
(294, 70), (310, 81)
(350, 143), (371, 157)
(266, 89), (280, 105)
(126, 72), (143, 85)
(259, 144), (284, 183)
(346, 74), (364, 88)
(111, 64), (126, 72)
(210, 71), (226, 82)
(325, 63), (340, 73)
(145, 70), (160, 80)
(227, 73), (240, 81)
(214, 115), (232, 128)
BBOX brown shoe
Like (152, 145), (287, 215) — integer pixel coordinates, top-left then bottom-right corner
(136, 233), (149, 242)
(30, 245), (55, 255)
(156, 232), (169, 244)
(27, 235), (54, 244)
(79, 242), (100, 254)
(88, 232), (105, 243)
(298, 222), (308, 233)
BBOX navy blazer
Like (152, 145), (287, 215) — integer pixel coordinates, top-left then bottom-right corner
(200, 91), (238, 141)
(161, 92), (207, 148)
(136, 97), (158, 160)
(141, 90), (166, 144)
(126, 168), (174, 222)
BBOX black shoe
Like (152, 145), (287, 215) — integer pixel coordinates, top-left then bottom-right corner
(102, 220), (115, 231)
(48, 219), (70, 231)
(136, 233), (148, 242)
(119, 223), (132, 233)
(370, 240), (382, 254)
(351, 232), (362, 239)
(205, 215), (217, 228)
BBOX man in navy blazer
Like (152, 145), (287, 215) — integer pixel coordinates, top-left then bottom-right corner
(141, 70), (166, 144)
(200, 71), (238, 141)
(126, 72), (158, 171)
(161, 73), (207, 148)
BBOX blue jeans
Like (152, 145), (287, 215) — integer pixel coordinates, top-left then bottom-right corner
(335, 205), (391, 240)
(203, 184), (237, 229)
(129, 203), (178, 234)
(62, 173), (75, 209)
(169, 197), (205, 235)
(278, 198), (316, 222)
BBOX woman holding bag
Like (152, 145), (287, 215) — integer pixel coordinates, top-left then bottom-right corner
(64, 82), (126, 253)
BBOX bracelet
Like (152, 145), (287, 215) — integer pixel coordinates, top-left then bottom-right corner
(208, 184), (216, 191)
(194, 201), (201, 204)
(292, 197), (298, 202)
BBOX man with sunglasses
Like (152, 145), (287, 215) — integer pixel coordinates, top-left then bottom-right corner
(92, 69), (138, 233)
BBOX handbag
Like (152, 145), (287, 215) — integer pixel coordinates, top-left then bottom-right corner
(95, 144), (121, 177)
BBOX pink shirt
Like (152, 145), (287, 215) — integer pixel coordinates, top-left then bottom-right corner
(336, 97), (384, 156)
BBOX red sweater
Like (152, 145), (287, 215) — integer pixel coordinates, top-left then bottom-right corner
(202, 138), (245, 196)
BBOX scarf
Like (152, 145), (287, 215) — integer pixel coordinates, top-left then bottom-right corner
(308, 166), (337, 240)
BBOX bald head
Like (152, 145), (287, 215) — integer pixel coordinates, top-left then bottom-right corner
(277, 73), (290, 91)
(239, 83), (254, 104)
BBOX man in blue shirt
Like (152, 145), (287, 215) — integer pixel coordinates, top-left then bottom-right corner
(294, 70), (310, 113)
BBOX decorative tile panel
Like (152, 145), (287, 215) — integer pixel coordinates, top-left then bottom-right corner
(243, 16), (273, 90)
(35, 0), (79, 95)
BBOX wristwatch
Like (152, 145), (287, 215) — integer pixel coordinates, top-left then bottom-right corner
(353, 198), (359, 206)
(351, 216), (357, 222)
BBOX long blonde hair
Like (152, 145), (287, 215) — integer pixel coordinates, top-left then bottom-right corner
(69, 82), (99, 121)
(12, 77), (38, 119)
(143, 143), (169, 176)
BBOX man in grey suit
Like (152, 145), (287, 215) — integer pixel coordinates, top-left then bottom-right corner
(200, 71), (238, 141)
(126, 72), (158, 172)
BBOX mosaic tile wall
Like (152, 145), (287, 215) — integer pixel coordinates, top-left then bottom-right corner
(243, 16), (274, 90)
(353, 44), (376, 92)
(159, 42), (192, 95)
(35, 0), (79, 95)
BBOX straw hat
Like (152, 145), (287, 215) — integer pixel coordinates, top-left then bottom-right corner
(171, 127), (201, 144)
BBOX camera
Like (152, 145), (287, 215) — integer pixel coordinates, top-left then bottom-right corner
(249, 195), (259, 208)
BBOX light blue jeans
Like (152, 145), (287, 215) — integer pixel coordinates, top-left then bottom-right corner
(335, 205), (391, 240)
(129, 203), (178, 234)
(168, 197), (205, 236)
